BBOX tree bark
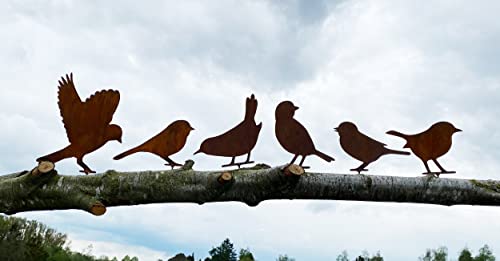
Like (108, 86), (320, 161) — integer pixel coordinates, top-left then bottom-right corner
(1, 160), (499, 216)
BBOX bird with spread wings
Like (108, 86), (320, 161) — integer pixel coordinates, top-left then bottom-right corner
(37, 73), (123, 174)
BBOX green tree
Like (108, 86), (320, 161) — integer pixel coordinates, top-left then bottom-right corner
(458, 245), (496, 261)
(420, 247), (447, 261)
(121, 256), (139, 261)
(356, 250), (384, 261)
(0, 215), (67, 261)
(276, 254), (295, 261)
(0, 214), (126, 261)
(371, 251), (384, 261)
(459, 248), (474, 261)
(337, 250), (349, 261)
(208, 238), (237, 261)
(239, 248), (255, 261)
(476, 245), (495, 261)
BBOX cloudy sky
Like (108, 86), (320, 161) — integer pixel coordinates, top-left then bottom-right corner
(1, 0), (500, 260)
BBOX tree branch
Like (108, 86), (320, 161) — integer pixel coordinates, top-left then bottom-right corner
(1, 161), (499, 216)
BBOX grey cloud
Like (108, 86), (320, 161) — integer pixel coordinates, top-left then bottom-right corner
(5, 0), (337, 89)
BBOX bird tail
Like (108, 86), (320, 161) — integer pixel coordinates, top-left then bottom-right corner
(36, 146), (72, 163)
(314, 150), (335, 162)
(386, 130), (408, 139)
(245, 94), (258, 120)
(113, 145), (144, 160)
(386, 130), (410, 148)
(384, 148), (411, 156)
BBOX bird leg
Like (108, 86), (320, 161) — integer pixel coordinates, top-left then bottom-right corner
(77, 158), (96, 175)
(433, 159), (456, 174)
(422, 159), (456, 176)
(299, 155), (310, 169)
(164, 157), (182, 170)
(422, 160), (433, 175)
(237, 152), (255, 167)
(221, 157), (243, 168)
(221, 157), (236, 168)
(351, 162), (369, 174)
(289, 154), (299, 165)
(245, 151), (251, 163)
(222, 155), (255, 168)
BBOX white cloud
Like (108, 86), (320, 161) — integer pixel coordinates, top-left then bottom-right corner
(68, 238), (170, 261)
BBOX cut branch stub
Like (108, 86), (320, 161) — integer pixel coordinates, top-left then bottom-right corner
(283, 164), (305, 177)
(182, 159), (195, 170)
(90, 201), (107, 216)
(217, 172), (234, 185)
(31, 161), (55, 176)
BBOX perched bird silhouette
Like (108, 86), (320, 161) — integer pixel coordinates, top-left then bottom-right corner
(37, 73), (122, 174)
(113, 120), (194, 168)
(195, 94), (262, 168)
(386, 121), (461, 174)
(335, 121), (410, 173)
(275, 101), (334, 167)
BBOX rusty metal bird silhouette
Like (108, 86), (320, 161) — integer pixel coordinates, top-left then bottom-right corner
(36, 73), (122, 174)
(275, 101), (334, 168)
(113, 120), (194, 168)
(386, 121), (461, 175)
(335, 121), (410, 173)
(195, 94), (262, 168)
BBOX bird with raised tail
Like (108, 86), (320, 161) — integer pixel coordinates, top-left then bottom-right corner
(386, 121), (461, 175)
(114, 120), (194, 168)
(37, 73), (122, 174)
(335, 121), (410, 173)
(195, 94), (262, 168)
(275, 101), (334, 168)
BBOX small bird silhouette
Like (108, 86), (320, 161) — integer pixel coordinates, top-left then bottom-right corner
(195, 94), (262, 168)
(275, 101), (334, 167)
(37, 73), (122, 174)
(386, 121), (461, 175)
(113, 120), (194, 168)
(335, 121), (410, 173)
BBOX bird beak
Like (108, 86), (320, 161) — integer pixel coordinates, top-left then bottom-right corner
(334, 127), (338, 132)
(455, 128), (462, 132)
(194, 149), (201, 155)
(294, 106), (299, 110)
(190, 127), (195, 131)
(118, 138), (122, 143)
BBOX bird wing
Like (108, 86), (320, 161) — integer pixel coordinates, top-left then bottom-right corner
(287, 119), (316, 152)
(57, 74), (85, 143)
(81, 89), (120, 131)
(211, 121), (246, 145)
(57, 74), (120, 143)
(360, 132), (387, 148)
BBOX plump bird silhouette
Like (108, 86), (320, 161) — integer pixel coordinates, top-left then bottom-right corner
(275, 101), (334, 167)
(113, 120), (194, 168)
(386, 121), (461, 174)
(335, 121), (410, 173)
(37, 73), (122, 174)
(195, 94), (262, 168)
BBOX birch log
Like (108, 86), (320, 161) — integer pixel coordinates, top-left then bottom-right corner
(0, 160), (499, 216)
